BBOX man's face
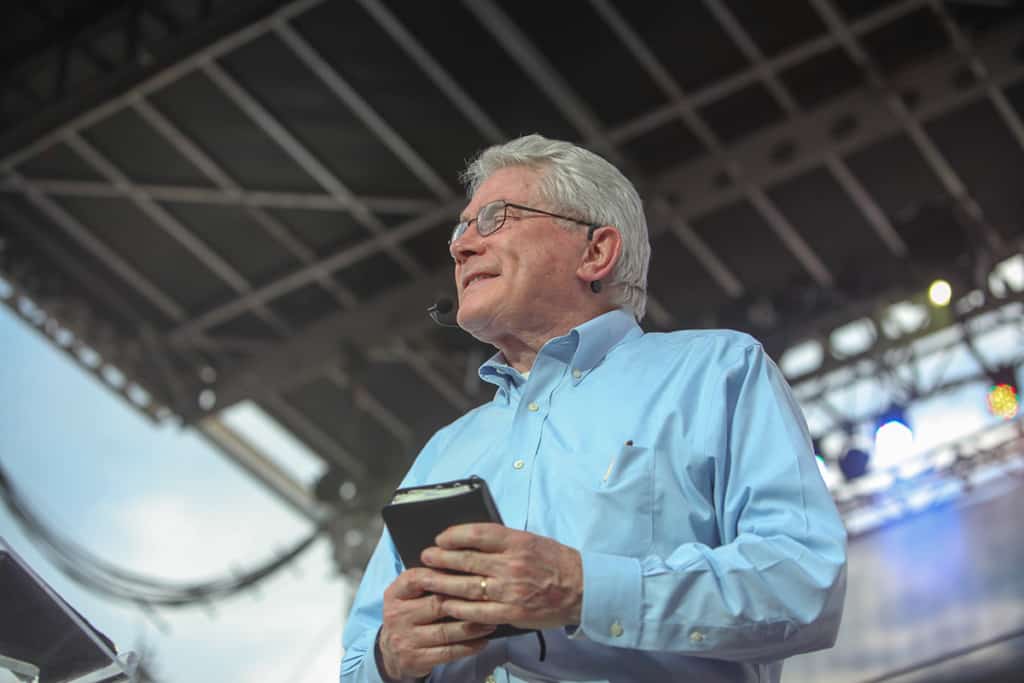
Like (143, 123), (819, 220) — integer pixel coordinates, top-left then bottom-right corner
(450, 166), (588, 346)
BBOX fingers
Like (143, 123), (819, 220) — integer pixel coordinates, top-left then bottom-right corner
(381, 567), (499, 679)
(420, 546), (501, 577)
(382, 633), (492, 679)
(435, 523), (510, 552)
(441, 598), (519, 627)
(385, 570), (449, 627)
(388, 567), (432, 600)
(420, 571), (499, 602)
(429, 620), (496, 646)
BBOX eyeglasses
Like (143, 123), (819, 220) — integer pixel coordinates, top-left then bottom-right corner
(449, 200), (599, 246)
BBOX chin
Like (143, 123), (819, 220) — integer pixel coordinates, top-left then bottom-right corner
(456, 307), (499, 344)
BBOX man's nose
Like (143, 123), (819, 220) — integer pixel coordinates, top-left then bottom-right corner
(450, 225), (483, 262)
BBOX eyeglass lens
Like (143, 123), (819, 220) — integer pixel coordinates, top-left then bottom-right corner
(477, 201), (505, 236)
(450, 201), (506, 244)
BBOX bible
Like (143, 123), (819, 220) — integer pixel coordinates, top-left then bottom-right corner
(381, 475), (531, 639)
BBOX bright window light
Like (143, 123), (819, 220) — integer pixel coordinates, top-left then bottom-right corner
(830, 318), (876, 358)
(779, 339), (824, 378)
(882, 301), (929, 338)
(221, 401), (327, 486)
(990, 253), (1023, 293)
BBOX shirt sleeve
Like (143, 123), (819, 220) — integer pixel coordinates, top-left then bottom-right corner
(340, 530), (403, 683)
(340, 519), (504, 683)
(340, 427), (494, 683)
(577, 340), (847, 661)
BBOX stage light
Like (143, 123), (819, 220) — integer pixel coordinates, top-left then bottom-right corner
(839, 448), (870, 480)
(874, 404), (914, 471)
(928, 279), (952, 307)
(987, 366), (1019, 420)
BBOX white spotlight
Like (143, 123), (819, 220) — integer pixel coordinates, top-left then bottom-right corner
(928, 279), (952, 307)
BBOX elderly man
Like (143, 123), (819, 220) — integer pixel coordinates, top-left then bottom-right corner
(341, 135), (846, 683)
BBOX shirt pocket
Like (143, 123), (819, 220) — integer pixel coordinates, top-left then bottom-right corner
(573, 443), (655, 556)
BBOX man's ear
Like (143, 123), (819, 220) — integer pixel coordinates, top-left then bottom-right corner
(577, 226), (622, 285)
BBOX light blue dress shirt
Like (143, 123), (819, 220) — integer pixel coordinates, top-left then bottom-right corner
(342, 309), (847, 683)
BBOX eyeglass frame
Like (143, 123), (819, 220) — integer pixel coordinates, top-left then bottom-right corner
(449, 200), (601, 247)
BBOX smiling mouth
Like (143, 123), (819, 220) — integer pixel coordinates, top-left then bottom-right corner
(464, 274), (497, 290)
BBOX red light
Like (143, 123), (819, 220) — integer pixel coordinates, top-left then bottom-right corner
(987, 383), (1019, 420)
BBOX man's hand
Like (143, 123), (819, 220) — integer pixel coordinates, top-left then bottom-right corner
(378, 568), (495, 681)
(419, 524), (583, 630)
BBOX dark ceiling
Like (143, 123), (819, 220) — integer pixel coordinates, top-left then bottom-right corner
(1, 0), (1023, 508)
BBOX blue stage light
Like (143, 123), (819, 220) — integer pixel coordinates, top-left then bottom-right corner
(874, 404), (914, 472)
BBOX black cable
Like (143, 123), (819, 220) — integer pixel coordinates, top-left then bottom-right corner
(857, 625), (1024, 683)
(0, 460), (324, 607)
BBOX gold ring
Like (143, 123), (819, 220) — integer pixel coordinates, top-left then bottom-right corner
(479, 577), (488, 600)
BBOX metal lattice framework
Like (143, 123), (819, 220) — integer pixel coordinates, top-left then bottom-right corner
(1, 0), (1023, 529)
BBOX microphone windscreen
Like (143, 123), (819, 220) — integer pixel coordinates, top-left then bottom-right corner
(434, 298), (454, 314)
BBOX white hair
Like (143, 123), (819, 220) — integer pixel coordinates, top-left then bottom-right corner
(460, 134), (650, 321)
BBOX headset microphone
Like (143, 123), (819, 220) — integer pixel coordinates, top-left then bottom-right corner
(427, 298), (459, 327)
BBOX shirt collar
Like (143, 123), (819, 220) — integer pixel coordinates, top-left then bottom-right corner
(478, 308), (641, 392)
(568, 308), (641, 373)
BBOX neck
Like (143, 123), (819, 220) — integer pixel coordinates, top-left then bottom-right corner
(492, 304), (616, 373)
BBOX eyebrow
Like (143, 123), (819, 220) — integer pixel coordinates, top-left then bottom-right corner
(458, 200), (494, 223)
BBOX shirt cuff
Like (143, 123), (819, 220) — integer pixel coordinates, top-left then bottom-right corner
(373, 628), (424, 683)
(579, 551), (643, 648)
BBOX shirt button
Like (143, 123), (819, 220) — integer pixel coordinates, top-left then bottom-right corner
(610, 621), (624, 637)
(572, 368), (583, 379)
(527, 401), (539, 412)
(513, 459), (525, 470)
(690, 630), (705, 642)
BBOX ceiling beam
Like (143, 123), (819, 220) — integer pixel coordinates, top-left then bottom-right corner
(62, 131), (293, 337)
(928, 0), (1024, 156)
(0, 177), (435, 214)
(201, 60), (426, 280)
(0, 279), (164, 422)
(356, 0), (506, 145)
(595, 0), (833, 288)
(5, 172), (187, 322)
(463, 0), (687, 328)
(604, 0), (930, 147)
(206, 267), (455, 411)
(131, 96), (359, 311)
(590, 1), (746, 299)
(323, 367), (417, 450)
(389, 338), (475, 414)
(258, 392), (367, 478)
(704, 0), (905, 260)
(795, 287), (1024, 394)
(0, 0), (329, 171)
(649, 21), (1024, 224)
(198, 416), (324, 523)
(809, 0), (1007, 254)
(272, 19), (456, 202)
(130, 93), (427, 444)
(166, 200), (460, 343)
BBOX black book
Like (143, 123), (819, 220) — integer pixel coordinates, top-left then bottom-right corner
(381, 476), (531, 639)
